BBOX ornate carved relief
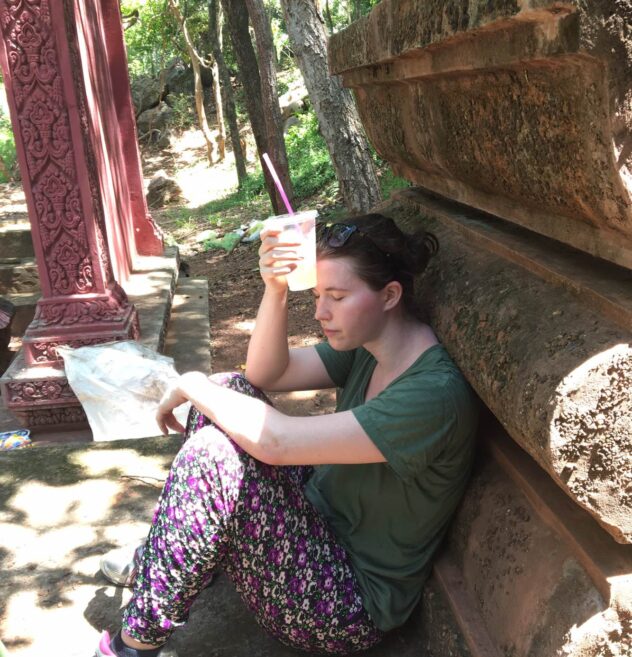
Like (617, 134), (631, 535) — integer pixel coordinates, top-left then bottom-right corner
(14, 404), (87, 427)
(31, 292), (130, 328)
(28, 335), (124, 363)
(62, 0), (116, 286)
(7, 377), (76, 406)
(0, 0), (96, 297)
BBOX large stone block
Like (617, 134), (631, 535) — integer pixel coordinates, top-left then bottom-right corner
(329, 0), (632, 269)
(381, 192), (632, 543)
(444, 433), (632, 657)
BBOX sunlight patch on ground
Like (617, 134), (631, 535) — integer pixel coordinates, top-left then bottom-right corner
(168, 127), (242, 208)
(3, 585), (132, 657)
(9, 480), (120, 528)
(175, 159), (238, 208)
(286, 389), (320, 400)
(2, 523), (97, 567)
(71, 449), (170, 480)
(233, 319), (256, 333)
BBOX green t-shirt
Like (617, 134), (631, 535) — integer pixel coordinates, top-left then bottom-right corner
(305, 343), (478, 631)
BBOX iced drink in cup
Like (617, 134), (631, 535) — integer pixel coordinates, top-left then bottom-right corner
(264, 210), (318, 291)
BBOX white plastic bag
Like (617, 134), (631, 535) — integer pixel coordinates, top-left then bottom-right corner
(58, 341), (190, 441)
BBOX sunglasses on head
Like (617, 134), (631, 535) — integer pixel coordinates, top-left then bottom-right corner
(318, 222), (391, 258)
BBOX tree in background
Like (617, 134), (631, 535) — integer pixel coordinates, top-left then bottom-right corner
(222, 0), (291, 214)
(167, 0), (217, 165)
(244, 0), (294, 213)
(208, 0), (248, 186)
(119, 0), (389, 210)
(280, 0), (380, 212)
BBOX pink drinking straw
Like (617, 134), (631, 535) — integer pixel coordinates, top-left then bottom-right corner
(262, 152), (294, 215)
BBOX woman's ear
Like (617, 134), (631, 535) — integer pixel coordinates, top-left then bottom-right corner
(383, 281), (403, 310)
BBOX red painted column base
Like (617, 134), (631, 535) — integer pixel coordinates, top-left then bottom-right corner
(23, 291), (140, 365)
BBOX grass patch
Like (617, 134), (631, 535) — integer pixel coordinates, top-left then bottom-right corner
(235, 108), (337, 207)
(379, 167), (410, 199)
(0, 112), (17, 183)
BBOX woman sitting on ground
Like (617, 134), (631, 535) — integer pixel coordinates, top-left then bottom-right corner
(95, 213), (479, 657)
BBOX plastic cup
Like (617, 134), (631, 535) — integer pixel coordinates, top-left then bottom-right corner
(264, 210), (318, 291)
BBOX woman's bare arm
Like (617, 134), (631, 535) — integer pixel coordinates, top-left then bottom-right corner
(157, 372), (385, 466)
(245, 228), (334, 392)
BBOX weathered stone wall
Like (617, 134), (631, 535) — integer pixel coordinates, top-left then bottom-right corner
(329, 2), (632, 654)
(329, 0), (632, 269)
(445, 435), (631, 657)
(381, 193), (632, 544)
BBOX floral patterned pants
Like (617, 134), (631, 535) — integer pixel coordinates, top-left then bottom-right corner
(122, 373), (383, 655)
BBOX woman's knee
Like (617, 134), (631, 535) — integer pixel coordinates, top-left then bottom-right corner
(208, 372), (270, 404)
(182, 424), (240, 460)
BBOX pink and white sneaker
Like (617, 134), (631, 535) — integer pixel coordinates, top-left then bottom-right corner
(99, 545), (145, 588)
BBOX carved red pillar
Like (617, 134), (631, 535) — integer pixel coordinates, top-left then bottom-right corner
(73, 0), (163, 286)
(99, 0), (163, 257)
(0, 0), (149, 430)
(0, 0), (140, 367)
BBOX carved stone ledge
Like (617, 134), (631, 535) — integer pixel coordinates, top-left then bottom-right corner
(329, 0), (632, 269)
(22, 290), (140, 365)
(11, 404), (87, 431)
(0, 249), (178, 433)
(0, 349), (86, 430)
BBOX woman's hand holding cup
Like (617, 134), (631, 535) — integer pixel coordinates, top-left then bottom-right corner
(258, 226), (302, 292)
(259, 211), (318, 292)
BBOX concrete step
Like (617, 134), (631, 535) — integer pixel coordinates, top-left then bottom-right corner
(0, 222), (34, 259)
(163, 277), (211, 375)
(0, 257), (39, 296)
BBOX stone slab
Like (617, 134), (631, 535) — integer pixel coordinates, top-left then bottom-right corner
(0, 258), (39, 296)
(0, 223), (34, 259)
(328, 0), (632, 269)
(125, 247), (180, 354)
(394, 189), (632, 332)
(5, 290), (39, 337)
(163, 277), (211, 375)
(487, 422), (632, 605)
(445, 445), (630, 657)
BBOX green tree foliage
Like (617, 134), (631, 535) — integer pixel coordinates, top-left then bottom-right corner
(121, 0), (211, 77)
(121, 0), (178, 77)
(120, 1), (382, 79)
(0, 81), (17, 183)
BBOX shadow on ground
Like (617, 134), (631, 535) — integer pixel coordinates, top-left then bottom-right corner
(1, 438), (428, 657)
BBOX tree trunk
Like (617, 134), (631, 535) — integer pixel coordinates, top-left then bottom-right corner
(209, 0), (247, 185)
(211, 57), (225, 160)
(168, 0), (216, 166)
(221, 0), (285, 213)
(280, 0), (381, 213)
(244, 0), (294, 214)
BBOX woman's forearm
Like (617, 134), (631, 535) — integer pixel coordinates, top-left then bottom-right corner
(174, 372), (385, 467)
(245, 285), (291, 388)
